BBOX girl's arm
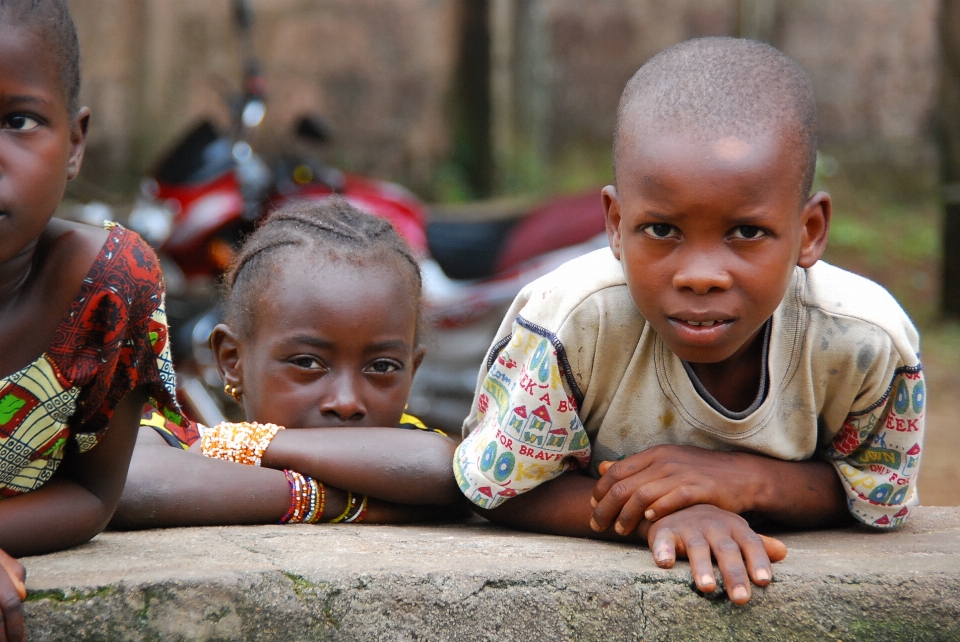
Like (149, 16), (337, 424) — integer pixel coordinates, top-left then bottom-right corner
(259, 427), (461, 505)
(112, 427), (465, 530)
(0, 388), (146, 557)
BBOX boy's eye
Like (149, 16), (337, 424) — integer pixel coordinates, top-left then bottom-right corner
(641, 224), (680, 239)
(365, 359), (403, 375)
(290, 355), (325, 370)
(730, 226), (766, 240)
(3, 115), (40, 131)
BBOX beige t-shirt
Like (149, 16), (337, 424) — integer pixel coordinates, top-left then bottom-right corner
(455, 249), (924, 528)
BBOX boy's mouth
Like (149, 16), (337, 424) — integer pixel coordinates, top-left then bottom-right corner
(667, 316), (735, 342)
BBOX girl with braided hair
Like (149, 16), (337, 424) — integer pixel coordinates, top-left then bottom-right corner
(113, 198), (464, 530)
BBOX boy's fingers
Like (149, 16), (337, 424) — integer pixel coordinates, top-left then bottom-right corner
(677, 534), (717, 594)
(705, 531), (752, 604)
(736, 530), (774, 587)
(649, 527), (678, 568)
(591, 455), (651, 503)
(643, 484), (710, 521)
(759, 534), (788, 563)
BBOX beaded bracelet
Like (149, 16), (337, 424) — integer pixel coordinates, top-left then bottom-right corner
(327, 491), (368, 524)
(279, 470), (326, 524)
(201, 421), (284, 467)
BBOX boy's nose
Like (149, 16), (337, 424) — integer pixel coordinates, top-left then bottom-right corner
(672, 253), (734, 295)
(319, 375), (366, 422)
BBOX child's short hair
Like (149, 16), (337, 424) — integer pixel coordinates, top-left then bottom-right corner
(223, 197), (424, 341)
(613, 37), (817, 201)
(0, 0), (81, 113)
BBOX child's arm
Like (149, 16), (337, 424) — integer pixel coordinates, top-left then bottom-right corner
(112, 426), (464, 529)
(475, 470), (786, 605)
(588, 445), (850, 536)
(590, 366), (926, 533)
(0, 547), (26, 642)
(260, 427), (461, 505)
(0, 388), (146, 556)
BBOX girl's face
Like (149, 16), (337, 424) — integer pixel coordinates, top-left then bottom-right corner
(216, 257), (424, 429)
(0, 23), (87, 264)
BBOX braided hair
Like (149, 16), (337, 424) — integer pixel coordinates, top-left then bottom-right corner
(223, 197), (424, 341)
(0, 0), (82, 114)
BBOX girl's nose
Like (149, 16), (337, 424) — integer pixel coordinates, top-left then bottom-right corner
(319, 375), (366, 422)
(672, 251), (734, 295)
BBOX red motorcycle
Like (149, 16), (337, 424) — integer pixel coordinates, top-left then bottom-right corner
(124, 0), (606, 431)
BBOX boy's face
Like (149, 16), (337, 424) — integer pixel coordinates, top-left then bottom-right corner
(0, 23), (88, 265)
(603, 129), (830, 365)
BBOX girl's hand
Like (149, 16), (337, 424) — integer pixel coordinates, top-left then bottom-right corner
(590, 445), (766, 534)
(0, 547), (25, 642)
(643, 504), (787, 605)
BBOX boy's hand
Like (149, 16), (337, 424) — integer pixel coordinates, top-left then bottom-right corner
(644, 504), (787, 605)
(0, 547), (25, 642)
(590, 445), (764, 535)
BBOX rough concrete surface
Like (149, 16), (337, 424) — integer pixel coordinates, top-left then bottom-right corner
(21, 506), (960, 641)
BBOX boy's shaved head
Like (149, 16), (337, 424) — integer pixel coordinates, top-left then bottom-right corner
(614, 37), (817, 201)
(0, 0), (81, 113)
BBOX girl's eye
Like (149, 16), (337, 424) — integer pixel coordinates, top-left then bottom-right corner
(641, 223), (680, 239)
(730, 226), (767, 240)
(290, 356), (325, 370)
(365, 359), (402, 375)
(4, 115), (40, 131)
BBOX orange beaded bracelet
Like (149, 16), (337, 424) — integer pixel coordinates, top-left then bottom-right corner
(200, 421), (284, 467)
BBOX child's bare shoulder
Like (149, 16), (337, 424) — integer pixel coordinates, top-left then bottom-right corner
(39, 218), (111, 284)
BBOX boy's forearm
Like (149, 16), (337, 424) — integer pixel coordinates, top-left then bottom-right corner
(744, 455), (851, 528)
(476, 472), (645, 542)
(261, 428), (461, 506)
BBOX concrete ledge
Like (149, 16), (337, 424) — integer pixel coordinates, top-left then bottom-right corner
(21, 506), (960, 641)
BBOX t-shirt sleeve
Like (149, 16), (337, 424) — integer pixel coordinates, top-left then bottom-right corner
(69, 227), (193, 451)
(454, 316), (591, 509)
(822, 363), (925, 529)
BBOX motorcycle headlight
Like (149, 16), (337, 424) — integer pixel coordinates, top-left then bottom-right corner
(128, 199), (175, 247)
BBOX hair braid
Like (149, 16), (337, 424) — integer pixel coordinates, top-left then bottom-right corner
(223, 197), (424, 341)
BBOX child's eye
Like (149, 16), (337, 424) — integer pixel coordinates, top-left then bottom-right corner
(730, 226), (767, 240)
(365, 359), (403, 375)
(641, 224), (680, 239)
(3, 115), (40, 131)
(290, 355), (325, 370)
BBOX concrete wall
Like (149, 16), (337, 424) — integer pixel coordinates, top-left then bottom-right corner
(69, 0), (459, 193)
(67, 0), (940, 196)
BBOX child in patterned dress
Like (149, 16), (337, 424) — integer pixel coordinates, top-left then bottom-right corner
(0, 2), (191, 639)
(112, 198), (463, 528)
(455, 37), (925, 604)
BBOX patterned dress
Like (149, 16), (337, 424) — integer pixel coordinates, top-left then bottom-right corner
(0, 223), (187, 498)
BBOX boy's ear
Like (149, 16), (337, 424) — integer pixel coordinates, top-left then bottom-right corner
(67, 107), (91, 181)
(210, 323), (243, 392)
(601, 185), (623, 260)
(797, 191), (831, 269)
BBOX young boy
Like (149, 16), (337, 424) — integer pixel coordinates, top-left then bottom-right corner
(454, 37), (924, 605)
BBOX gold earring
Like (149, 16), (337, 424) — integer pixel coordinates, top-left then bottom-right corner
(223, 383), (243, 403)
